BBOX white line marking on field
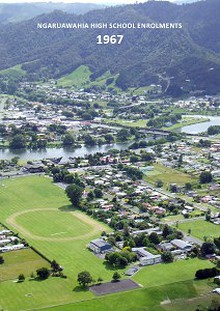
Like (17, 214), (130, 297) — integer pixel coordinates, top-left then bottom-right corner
(51, 232), (67, 236)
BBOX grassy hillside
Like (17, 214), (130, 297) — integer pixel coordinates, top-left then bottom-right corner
(57, 66), (120, 91)
(57, 65), (92, 87)
(0, 64), (26, 80)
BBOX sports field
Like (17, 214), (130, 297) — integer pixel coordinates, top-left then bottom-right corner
(9, 209), (96, 240)
(0, 176), (113, 310)
(0, 176), (217, 311)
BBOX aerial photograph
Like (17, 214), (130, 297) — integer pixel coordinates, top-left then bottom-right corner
(0, 0), (220, 310)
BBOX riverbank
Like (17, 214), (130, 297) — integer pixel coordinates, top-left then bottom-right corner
(0, 142), (130, 161)
(162, 116), (210, 131)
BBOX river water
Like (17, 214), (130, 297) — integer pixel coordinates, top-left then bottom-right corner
(1, 115), (220, 161)
(179, 115), (220, 134)
(0, 142), (130, 161)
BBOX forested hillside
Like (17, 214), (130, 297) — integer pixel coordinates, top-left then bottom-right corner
(0, 0), (220, 95)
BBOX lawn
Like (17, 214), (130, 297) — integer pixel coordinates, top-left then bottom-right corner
(103, 118), (148, 128)
(179, 220), (220, 240)
(0, 277), (93, 311)
(15, 209), (93, 238)
(132, 258), (213, 288)
(42, 280), (213, 311)
(0, 248), (50, 281)
(144, 163), (195, 187)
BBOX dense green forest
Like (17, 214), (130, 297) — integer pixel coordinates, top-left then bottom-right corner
(0, 0), (220, 95)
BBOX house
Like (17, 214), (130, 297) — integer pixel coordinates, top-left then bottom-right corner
(88, 239), (112, 254)
(157, 242), (173, 252)
(171, 239), (192, 252)
(132, 247), (161, 266)
(131, 227), (162, 237)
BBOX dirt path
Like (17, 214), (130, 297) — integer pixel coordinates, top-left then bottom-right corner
(6, 208), (107, 242)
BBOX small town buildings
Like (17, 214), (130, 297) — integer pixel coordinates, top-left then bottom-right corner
(88, 239), (112, 254)
(132, 247), (161, 266)
(171, 239), (192, 252)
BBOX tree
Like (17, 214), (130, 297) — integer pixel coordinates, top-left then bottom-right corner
(84, 134), (96, 146)
(87, 191), (94, 201)
(36, 267), (50, 280)
(65, 184), (83, 206)
(112, 272), (121, 282)
(11, 156), (20, 165)
(97, 277), (103, 284)
(51, 260), (61, 272)
(149, 232), (160, 245)
(18, 274), (25, 282)
(162, 225), (172, 239)
(94, 188), (103, 198)
(199, 171), (213, 184)
(195, 267), (218, 280)
(9, 134), (26, 149)
(155, 180), (163, 188)
(201, 242), (216, 256)
(77, 271), (93, 287)
(161, 251), (174, 263)
(104, 134), (114, 144)
(63, 133), (75, 146)
(117, 129), (130, 141)
(185, 182), (192, 191)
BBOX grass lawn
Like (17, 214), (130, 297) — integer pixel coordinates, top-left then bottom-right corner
(132, 258), (213, 288)
(42, 280), (214, 311)
(15, 209), (93, 238)
(144, 163), (195, 187)
(0, 277), (93, 311)
(0, 248), (50, 281)
(178, 220), (220, 240)
(162, 214), (185, 223)
(163, 294), (220, 311)
(103, 118), (148, 128)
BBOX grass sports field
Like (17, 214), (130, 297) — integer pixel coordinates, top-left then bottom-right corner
(0, 176), (218, 311)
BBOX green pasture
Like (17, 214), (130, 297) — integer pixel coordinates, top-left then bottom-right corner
(144, 163), (195, 186)
(179, 220), (220, 240)
(43, 279), (215, 311)
(0, 64), (26, 80)
(57, 65), (120, 91)
(132, 258), (213, 288)
(57, 65), (92, 87)
(0, 248), (50, 281)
